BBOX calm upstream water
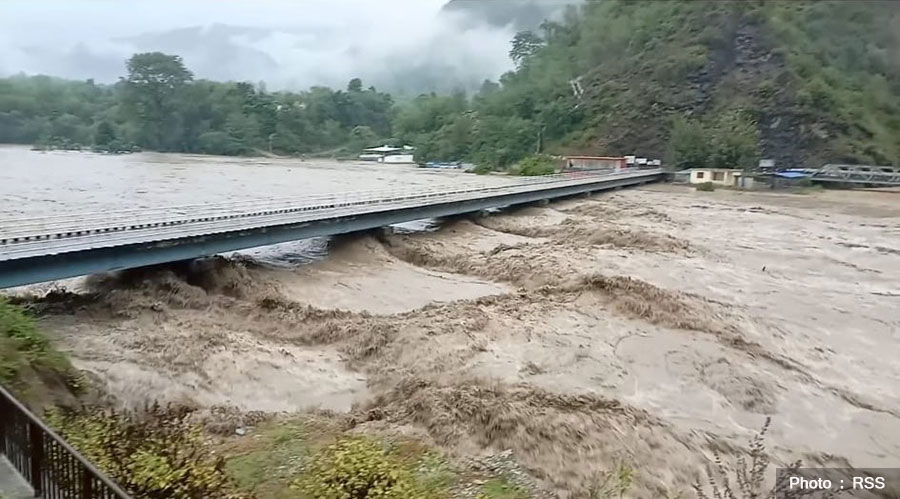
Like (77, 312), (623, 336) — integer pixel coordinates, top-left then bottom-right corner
(0, 145), (504, 265)
(0, 145), (508, 217)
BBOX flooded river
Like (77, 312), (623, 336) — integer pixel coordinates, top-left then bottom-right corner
(0, 145), (508, 217)
(0, 145), (507, 264)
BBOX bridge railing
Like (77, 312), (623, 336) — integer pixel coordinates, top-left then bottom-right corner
(812, 164), (900, 184)
(0, 168), (659, 245)
(0, 384), (132, 499)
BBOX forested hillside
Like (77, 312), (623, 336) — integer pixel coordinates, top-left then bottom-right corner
(1, 1), (898, 168)
(409, 0), (900, 169)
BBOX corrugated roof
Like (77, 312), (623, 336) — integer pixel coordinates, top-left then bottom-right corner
(774, 171), (808, 178)
(364, 145), (401, 152)
(565, 156), (625, 160)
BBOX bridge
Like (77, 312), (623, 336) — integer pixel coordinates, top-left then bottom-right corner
(811, 163), (900, 186)
(0, 169), (662, 288)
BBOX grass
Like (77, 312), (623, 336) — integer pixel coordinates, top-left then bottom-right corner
(477, 477), (531, 499)
(223, 419), (320, 499)
(221, 416), (465, 498)
(695, 182), (716, 192)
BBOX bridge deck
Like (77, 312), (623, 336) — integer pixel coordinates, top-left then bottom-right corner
(0, 170), (657, 260)
(0, 169), (661, 287)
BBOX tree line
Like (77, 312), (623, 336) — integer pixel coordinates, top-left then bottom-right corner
(0, 32), (584, 170)
(0, 53), (394, 157)
(0, 49), (561, 170)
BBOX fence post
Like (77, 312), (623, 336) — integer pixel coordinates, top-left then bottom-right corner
(29, 420), (44, 495)
(0, 398), (6, 453)
(83, 467), (94, 498)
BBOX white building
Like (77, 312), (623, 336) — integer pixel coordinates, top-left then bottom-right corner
(688, 168), (743, 186)
(360, 145), (416, 164)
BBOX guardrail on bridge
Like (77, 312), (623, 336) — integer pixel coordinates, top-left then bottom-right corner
(0, 168), (659, 246)
(0, 384), (131, 499)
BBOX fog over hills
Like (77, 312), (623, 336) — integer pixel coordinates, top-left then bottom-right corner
(0, 0), (576, 94)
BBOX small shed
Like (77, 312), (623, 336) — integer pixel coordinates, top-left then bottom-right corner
(688, 168), (742, 186)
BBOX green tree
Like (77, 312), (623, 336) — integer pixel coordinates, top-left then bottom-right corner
(509, 30), (544, 68)
(346, 125), (378, 153)
(513, 154), (557, 176)
(709, 111), (759, 170)
(668, 116), (711, 169)
(122, 52), (193, 150)
(197, 131), (243, 156)
(94, 121), (116, 147)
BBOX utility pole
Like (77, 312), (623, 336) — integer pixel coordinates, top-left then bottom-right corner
(536, 124), (545, 154)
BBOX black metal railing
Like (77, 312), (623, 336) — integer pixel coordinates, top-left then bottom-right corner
(0, 384), (131, 499)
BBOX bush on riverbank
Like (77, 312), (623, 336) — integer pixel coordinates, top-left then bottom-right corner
(48, 404), (249, 499)
(510, 155), (557, 176)
(292, 437), (422, 498)
(0, 298), (79, 402)
(469, 163), (495, 175)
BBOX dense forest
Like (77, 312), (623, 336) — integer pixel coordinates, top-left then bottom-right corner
(0, 56), (394, 157)
(1, 0), (898, 168)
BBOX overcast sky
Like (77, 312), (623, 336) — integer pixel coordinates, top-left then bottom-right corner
(0, 0), (520, 92)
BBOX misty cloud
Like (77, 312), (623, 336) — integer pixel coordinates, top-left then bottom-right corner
(0, 0), (548, 93)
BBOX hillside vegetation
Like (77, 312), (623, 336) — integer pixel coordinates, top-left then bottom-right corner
(0, 0), (897, 169)
(0, 66), (393, 156)
(0, 298), (81, 408)
(402, 0), (900, 168)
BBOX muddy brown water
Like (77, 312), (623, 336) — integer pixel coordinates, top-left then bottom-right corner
(0, 145), (512, 216)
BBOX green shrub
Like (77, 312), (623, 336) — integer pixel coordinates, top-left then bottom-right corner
(0, 298), (72, 386)
(292, 437), (423, 498)
(197, 131), (248, 156)
(695, 182), (716, 192)
(469, 163), (494, 175)
(511, 155), (557, 176)
(587, 461), (634, 499)
(47, 404), (248, 499)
